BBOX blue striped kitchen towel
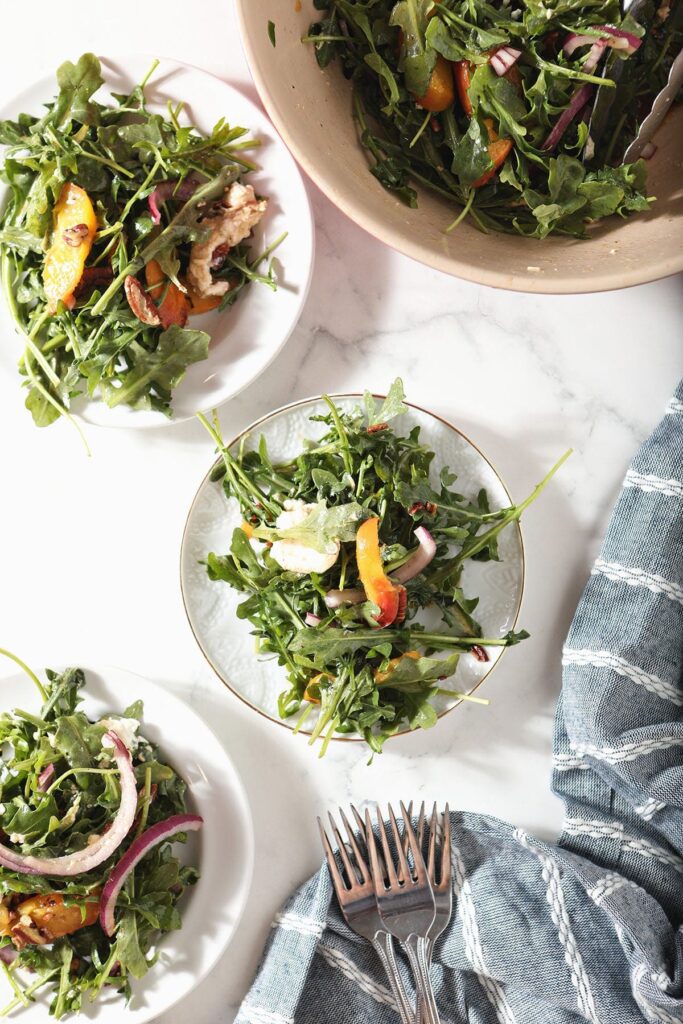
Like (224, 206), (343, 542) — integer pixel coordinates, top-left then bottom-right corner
(236, 382), (683, 1024)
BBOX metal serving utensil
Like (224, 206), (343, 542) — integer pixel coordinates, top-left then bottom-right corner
(319, 810), (415, 1024)
(366, 803), (441, 1024)
(622, 47), (683, 162)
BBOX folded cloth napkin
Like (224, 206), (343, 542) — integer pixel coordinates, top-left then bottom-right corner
(237, 382), (683, 1024)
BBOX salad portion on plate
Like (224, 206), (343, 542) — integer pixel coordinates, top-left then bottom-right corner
(188, 381), (568, 756)
(0, 655), (201, 1019)
(307, 0), (681, 237)
(0, 54), (286, 437)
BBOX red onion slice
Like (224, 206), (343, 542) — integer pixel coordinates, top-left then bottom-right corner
(100, 813), (203, 936)
(305, 612), (322, 627)
(563, 26), (641, 61)
(148, 179), (198, 225)
(0, 732), (137, 877)
(490, 46), (522, 76)
(541, 83), (594, 151)
(37, 763), (55, 793)
(389, 528), (437, 584)
(324, 589), (366, 609)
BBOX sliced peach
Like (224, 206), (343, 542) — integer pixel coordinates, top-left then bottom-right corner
(43, 183), (97, 314)
(145, 259), (190, 329)
(417, 55), (454, 113)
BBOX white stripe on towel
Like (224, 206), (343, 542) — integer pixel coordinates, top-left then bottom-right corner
(665, 398), (683, 416)
(453, 847), (518, 1024)
(562, 819), (683, 874)
(272, 911), (326, 937)
(515, 830), (602, 1024)
(237, 1006), (295, 1024)
(587, 872), (638, 904)
(635, 798), (667, 822)
(316, 943), (397, 1009)
(591, 560), (683, 607)
(624, 470), (683, 500)
(552, 751), (590, 771)
(571, 734), (683, 764)
(562, 648), (683, 706)
(633, 965), (680, 1024)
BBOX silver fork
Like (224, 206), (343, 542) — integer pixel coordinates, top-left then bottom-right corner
(366, 803), (441, 1024)
(425, 803), (452, 962)
(319, 810), (415, 1024)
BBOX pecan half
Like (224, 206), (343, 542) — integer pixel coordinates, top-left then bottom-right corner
(63, 223), (90, 247)
(124, 275), (161, 326)
(471, 644), (489, 663)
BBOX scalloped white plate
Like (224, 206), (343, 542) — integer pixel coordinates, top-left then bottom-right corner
(0, 664), (253, 1022)
(180, 395), (525, 740)
(0, 56), (314, 428)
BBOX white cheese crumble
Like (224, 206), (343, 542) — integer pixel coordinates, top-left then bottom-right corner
(99, 717), (140, 750)
(270, 499), (340, 575)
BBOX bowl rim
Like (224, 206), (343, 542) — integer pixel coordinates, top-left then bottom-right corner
(235, 1), (683, 295)
(179, 391), (526, 745)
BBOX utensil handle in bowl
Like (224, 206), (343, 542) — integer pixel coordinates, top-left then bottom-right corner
(372, 930), (415, 1024)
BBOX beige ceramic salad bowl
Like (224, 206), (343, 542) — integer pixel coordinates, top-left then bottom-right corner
(236, 0), (683, 294)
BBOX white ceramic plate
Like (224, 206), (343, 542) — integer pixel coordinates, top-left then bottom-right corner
(180, 395), (525, 739)
(0, 664), (254, 1022)
(0, 56), (314, 427)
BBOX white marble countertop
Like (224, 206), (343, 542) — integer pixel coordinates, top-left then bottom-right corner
(0, 2), (681, 1020)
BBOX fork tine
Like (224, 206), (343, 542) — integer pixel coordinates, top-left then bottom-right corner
(339, 807), (370, 883)
(318, 817), (347, 896)
(376, 807), (399, 889)
(400, 800), (428, 885)
(388, 803), (412, 884)
(328, 812), (357, 886)
(427, 802), (438, 879)
(440, 803), (452, 887)
(416, 801), (426, 849)
(365, 808), (389, 892)
(351, 803), (367, 840)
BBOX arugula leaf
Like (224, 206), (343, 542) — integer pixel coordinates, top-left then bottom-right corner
(367, 377), (409, 425)
(254, 501), (366, 553)
(50, 53), (104, 128)
(389, 0), (437, 96)
(378, 651), (461, 689)
(100, 327), (210, 410)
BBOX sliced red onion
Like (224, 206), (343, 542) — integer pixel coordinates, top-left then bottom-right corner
(100, 813), (203, 936)
(640, 141), (657, 159)
(37, 763), (55, 793)
(389, 528), (437, 584)
(563, 26), (641, 61)
(0, 947), (17, 966)
(148, 178), (198, 225)
(0, 732), (136, 877)
(324, 589), (366, 609)
(490, 46), (522, 76)
(305, 612), (322, 627)
(542, 83), (594, 151)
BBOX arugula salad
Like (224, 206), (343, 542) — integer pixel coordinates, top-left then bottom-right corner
(307, 0), (682, 237)
(200, 381), (568, 756)
(0, 54), (281, 437)
(0, 655), (200, 1018)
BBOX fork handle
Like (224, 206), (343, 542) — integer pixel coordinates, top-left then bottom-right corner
(372, 930), (415, 1024)
(404, 934), (441, 1024)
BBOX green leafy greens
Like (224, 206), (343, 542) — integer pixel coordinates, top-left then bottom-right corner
(200, 380), (569, 756)
(306, 0), (681, 237)
(0, 54), (284, 440)
(0, 661), (198, 1018)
